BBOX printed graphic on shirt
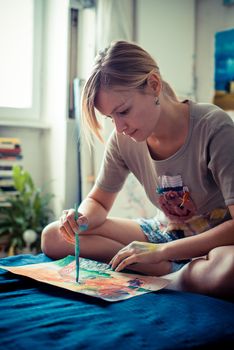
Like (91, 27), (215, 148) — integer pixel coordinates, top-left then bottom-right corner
(166, 208), (230, 237)
(156, 175), (197, 223)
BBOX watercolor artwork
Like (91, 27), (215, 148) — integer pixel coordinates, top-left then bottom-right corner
(0, 256), (170, 302)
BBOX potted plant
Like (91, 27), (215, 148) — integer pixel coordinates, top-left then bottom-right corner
(0, 165), (54, 255)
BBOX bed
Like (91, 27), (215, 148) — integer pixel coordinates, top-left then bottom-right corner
(0, 253), (234, 349)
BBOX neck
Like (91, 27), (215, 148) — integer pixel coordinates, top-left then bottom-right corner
(149, 97), (189, 142)
(147, 98), (189, 160)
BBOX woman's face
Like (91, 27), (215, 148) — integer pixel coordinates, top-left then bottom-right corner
(95, 86), (161, 142)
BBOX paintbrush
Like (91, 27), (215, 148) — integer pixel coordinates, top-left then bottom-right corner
(74, 203), (88, 283)
(74, 203), (80, 283)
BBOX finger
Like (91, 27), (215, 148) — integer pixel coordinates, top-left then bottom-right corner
(64, 209), (82, 236)
(115, 254), (139, 272)
(66, 208), (76, 226)
(63, 218), (75, 239)
(110, 249), (133, 270)
(109, 251), (125, 269)
(66, 210), (88, 233)
(59, 214), (75, 243)
(77, 216), (89, 231)
(59, 225), (75, 245)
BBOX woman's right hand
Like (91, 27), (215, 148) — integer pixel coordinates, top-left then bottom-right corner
(59, 208), (88, 245)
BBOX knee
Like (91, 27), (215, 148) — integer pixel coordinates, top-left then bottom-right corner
(208, 245), (234, 263)
(181, 246), (234, 298)
(41, 221), (59, 256)
(208, 246), (234, 292)
(180, 257), (209, 293)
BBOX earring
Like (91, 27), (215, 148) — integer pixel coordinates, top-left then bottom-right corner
(155, 96), (160, 105)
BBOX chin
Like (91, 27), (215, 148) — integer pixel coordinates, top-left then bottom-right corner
(130, 134), (146, 142)
(126, 129), (148, 142)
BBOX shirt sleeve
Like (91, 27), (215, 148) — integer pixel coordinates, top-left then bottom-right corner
(95, 131), (130, 192)
(208, 119), (234, 207)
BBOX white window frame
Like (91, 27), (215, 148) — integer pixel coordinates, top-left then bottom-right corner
(0, 0), (43, 121)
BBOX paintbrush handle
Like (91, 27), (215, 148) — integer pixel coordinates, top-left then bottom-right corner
(74, 203), (79, 283)
(75, 232), (79, 283)
(74, 203), (88, 283)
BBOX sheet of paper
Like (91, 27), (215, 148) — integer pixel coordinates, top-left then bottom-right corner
(0, 255), (170, 302)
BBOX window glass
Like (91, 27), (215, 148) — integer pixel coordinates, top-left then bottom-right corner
(215, 28), (234, 92)
(0, 0), (33, 109)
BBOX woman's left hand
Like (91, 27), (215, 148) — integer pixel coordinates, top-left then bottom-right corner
(109, 241), (164, 272)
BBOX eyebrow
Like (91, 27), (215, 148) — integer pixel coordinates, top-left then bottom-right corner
(111, 102), (125, 115)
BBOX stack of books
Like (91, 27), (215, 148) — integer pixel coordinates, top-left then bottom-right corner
(0, 137), (23, 207)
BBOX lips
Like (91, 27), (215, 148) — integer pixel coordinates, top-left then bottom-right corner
(125, 130), (137, 137)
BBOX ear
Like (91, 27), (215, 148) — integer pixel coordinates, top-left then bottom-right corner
(147, 73), (162, 95)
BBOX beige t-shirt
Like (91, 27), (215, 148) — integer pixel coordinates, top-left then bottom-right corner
(96, 100), (234, 235)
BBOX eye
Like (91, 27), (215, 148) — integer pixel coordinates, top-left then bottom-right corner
(118, 108), (130, 116)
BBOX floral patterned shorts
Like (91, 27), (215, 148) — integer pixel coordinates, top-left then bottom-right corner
(135, 217), (190, 273)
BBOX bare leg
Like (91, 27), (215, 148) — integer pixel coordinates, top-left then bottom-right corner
(41, 218), (148, 259)
(42, 223), (234, 297)
(164, 246), (234, 300)
(41, 219), (172, 275)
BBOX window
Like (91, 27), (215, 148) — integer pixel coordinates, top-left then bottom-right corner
(213, 28), (234, 110)
(215, 28), (234, 92)
(0, 0), (42, 120)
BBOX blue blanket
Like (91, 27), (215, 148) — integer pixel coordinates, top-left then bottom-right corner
(0, 254), (234, 349)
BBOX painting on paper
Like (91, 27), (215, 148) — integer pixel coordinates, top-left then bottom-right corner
(0, 256), (170, 302)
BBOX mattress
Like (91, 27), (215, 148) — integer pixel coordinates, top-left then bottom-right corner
(0, 253), (234, 349)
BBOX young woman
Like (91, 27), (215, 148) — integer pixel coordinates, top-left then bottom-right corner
(41, 40), (234, 299)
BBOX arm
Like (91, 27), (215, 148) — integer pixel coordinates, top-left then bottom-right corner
(60, 185), (118, 244)
(110, 205), (234, 271)
(78, 185), (118, 229)
(162, 204), (234, 260)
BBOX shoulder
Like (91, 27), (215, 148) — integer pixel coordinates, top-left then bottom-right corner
(189, 100), (234, 133)
(104, 130), (132, 160)
(105, 130), (125, 154)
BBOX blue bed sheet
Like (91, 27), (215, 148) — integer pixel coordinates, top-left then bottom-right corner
(0, 254), (234, 350)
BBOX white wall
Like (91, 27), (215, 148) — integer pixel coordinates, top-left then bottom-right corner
(103, 0), (196, 219)
(84, 0), (196, 220)
(0, 1), (70, 219)
(40, 0), (70, 217)
(77, 8), (96, 199)
(195, 0), (234, 102)
(136, 0), (195, 99)
(1, 0), (234, 221)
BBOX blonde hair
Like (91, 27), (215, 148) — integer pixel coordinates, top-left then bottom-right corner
(81, 40), (177, 143)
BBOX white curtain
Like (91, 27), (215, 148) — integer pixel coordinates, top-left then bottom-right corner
(91, 1), (155, 219)
(92, 0), (135, 185)
(96, 0), (135, 50)
(79, 0), (155, 218)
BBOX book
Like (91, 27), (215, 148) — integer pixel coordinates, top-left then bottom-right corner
(0, 160), (23, 168)
(0, 179), (14, 186)
(0, 170), (13, 177)
(0, 147), (22, 155)
(0, 137), (21, 144)
(0, 143), (20, 150)
(0, 186), (15, 191)
(0, 137), (23, 208)
(0, 153), (23, 161)
(0, 191), (18, 200)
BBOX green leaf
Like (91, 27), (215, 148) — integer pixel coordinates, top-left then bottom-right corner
(0, 165), (54, 251)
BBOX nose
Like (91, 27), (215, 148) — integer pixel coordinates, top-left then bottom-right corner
(113, 116), (127, 134)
